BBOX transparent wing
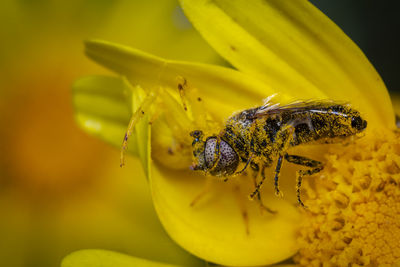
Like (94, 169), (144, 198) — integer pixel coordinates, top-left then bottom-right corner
(253, 97), (349, 118)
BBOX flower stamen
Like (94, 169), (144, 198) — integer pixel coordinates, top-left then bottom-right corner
(295, 129), (400, 266)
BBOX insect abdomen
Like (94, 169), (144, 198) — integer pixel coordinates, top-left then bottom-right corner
(290, 105), (367, 145)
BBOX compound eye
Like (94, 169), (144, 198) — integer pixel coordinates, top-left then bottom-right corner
(204, 138), (239, 175)
(204, 138), (218, 169)
(218, 140), (239, 174)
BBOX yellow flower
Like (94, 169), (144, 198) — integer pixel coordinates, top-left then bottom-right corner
(67, 0), (398, 266)
(295, 130), (400, 266)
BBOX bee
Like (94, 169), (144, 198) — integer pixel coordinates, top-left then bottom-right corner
(190, 96), (367, 207)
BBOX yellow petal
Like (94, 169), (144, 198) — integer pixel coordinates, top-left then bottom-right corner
(61, 249), (195, 267)
(179, 0), (394, 128)
(84, 39), (293, 120)
(150, 164), (301, 266)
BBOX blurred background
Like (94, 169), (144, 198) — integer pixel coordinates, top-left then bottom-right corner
(310, 0), (400, 97)
(0, 1), (398, 267)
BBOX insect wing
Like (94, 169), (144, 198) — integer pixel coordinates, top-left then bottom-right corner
(252, 99), (348, 119)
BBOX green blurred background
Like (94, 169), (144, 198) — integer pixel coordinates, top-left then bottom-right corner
(311, 1), (400, 95)
(0, 1), (398, 267)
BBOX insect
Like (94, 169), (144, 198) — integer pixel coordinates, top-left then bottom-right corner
(190, 96), (367, 207)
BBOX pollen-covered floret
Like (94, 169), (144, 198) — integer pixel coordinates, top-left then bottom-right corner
(295, 129), (400, 266)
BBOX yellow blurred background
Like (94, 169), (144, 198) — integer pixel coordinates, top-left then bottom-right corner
(0, 1), (221, 266)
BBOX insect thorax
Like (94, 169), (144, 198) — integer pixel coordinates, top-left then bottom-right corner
(222, 113), (277, 165)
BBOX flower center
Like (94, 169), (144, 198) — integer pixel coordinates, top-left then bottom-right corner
(295, 129), (400, 266)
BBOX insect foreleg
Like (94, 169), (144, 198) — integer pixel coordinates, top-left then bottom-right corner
(120, 89), (157, 167)
(234, 153), (253, 175)
(284, 154), (323, 207)
(235, 121), (258, 175)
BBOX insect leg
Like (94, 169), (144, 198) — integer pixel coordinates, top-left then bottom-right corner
(269, 124), (295, 197)
(284, 154), (323, 168)
(120, 89), (157, 167)
(273, 155), (284, 197)
(176, 76), (208, 129)
(284, 154), (323, 207)
(176, 76), (188, 112)
(148, 107), (163, 125)
(235, 121), (257, 175)
(234, 152), (254, 175)
(250, 164), (261, 202)
(251, 164), (276, 214)
(249, 162), (268, 200)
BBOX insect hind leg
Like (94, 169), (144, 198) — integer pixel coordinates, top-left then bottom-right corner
(284, 154), (323, 207)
